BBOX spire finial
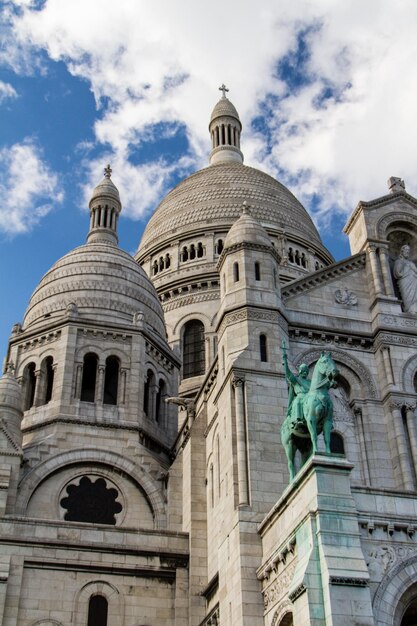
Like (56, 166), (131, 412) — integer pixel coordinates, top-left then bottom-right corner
(241, 201), (251, 215)
(219, 83), (229, 98)
(104, 164), (112, 179)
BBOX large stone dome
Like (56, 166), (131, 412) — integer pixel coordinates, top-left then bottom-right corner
(138, 161), (326, 255)
(23, 241), (166, 337)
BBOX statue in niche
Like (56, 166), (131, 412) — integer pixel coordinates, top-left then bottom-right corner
(281, 342), (339, 481)
(394, 244), (417, 314)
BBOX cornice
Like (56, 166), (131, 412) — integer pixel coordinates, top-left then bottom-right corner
(282, 253), (365, 300)
(344, 191), (417, 233)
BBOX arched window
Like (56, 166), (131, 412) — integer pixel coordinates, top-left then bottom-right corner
(295, 250), (300, 265)
(301, 252), (307, 268)
(165, 253), (171, 268)
(181, 246), (188, 262)
(43, 356), (54, 404)
(23, 362), (36, 410)
(330, 432), (345, 455)
(87, 595), (108, 626)
(288, 247), (294, 263)
(152, 260), (158, 275)
(183, 320), (205, 378)
(80, 353), (98, 402)
(159, 257), (164, 271)
(260, 334), (268, 362)
(103, 356), (119, 405)
(233, 262), (239, 282)
(156, 379), (165, 424)
(216, 239), (224, 255)
(255, 262), (261, 281)
(143, 369), (154, 417)
(197, 242), (204, 258)
(189, 244), (196, 260)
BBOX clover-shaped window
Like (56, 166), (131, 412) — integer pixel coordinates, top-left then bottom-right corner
(60, 476), (122, 525)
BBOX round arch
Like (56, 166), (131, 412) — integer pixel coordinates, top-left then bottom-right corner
(294, 348), (378, 400)
(401, 354), (417, 394)
(74, 580), (123, 626)
(16, 448), (167, 528)
(373, 553), (417, 625)
(377, 211), (417, 241)
(173, 312), (210, 337)
(271, 600), (293, 626)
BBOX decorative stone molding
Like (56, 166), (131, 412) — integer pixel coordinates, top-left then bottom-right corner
(262, 560), (297, 609)
(289, 327), (372, 351)
(161, 287), (220, 312)
(377, 211), (417, 239)
(372, 552), (417, 626)
(288, 582), (306, 603)
(257, 537), (296, 581)
(145, 341), (175, 372)
(282, 254), (365, 299)
(217, 306), (287, 338)
(271, 602), (293, 626)
(400, 353), (417, 393)
(329, 576), (368, 586)
(17, 331), (61, 352)
(334, 287), (358, 305)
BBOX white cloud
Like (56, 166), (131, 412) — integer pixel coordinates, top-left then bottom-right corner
(0, 80), (17, 103)
(0, 140), (64, 234)
(3, 0), (417, 230)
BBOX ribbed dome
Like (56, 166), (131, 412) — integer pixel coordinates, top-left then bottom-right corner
(224, 208), (271, 248)
(210, 96), (240, 123)
(23, 242), (166, 337)
(138, 162), (324, 254)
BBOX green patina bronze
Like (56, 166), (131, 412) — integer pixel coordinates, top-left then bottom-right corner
(281, 341), (339, 481)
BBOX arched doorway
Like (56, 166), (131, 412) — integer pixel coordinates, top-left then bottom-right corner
(402, 599), (417, 625)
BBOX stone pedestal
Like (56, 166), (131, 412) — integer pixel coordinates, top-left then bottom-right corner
(259, 455), (374, 626)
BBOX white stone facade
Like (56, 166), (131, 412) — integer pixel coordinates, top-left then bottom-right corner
(1, 93), (417, 626)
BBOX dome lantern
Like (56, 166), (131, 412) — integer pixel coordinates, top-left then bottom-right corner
(209, 85), (243, 165)
(87, 165), (122, 245)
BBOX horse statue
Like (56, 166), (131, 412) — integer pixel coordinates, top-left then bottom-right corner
(281, 345), (339, 481)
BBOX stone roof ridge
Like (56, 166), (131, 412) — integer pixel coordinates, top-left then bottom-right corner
(282, 252), (366, 300)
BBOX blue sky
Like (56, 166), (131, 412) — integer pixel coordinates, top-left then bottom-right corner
(1, 0), (417, 360)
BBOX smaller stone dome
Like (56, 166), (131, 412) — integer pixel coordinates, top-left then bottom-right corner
(90, 165), (121, 204)
(0, 366), (23, 414)
(224, 205), (272, 249)
(210, 96), (240, 124)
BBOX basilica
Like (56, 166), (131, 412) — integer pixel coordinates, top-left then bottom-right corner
(1, 90), (417, 626)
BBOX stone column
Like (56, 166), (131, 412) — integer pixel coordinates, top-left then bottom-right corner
(406, 403), (417, 476)
(96, 365), (105, 404)
(381, 346), (394, 386)
(74, 363), (83, 399)
(391, 402), (414, 490)
(379, 244), (395, 296)
(354, 407), (371, 485)
(232, 375), (249, 506)
(119, 369), (127, 405)
(366, 243), (384, 296)
(33, 369), (44, 407)
(150, 383), (159, 421)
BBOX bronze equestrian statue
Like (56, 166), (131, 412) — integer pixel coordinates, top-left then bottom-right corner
(281, 343), (339, 481)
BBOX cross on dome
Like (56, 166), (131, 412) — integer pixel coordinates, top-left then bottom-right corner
(104, 164), (112, 179)
(219, 84), (229, 98)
